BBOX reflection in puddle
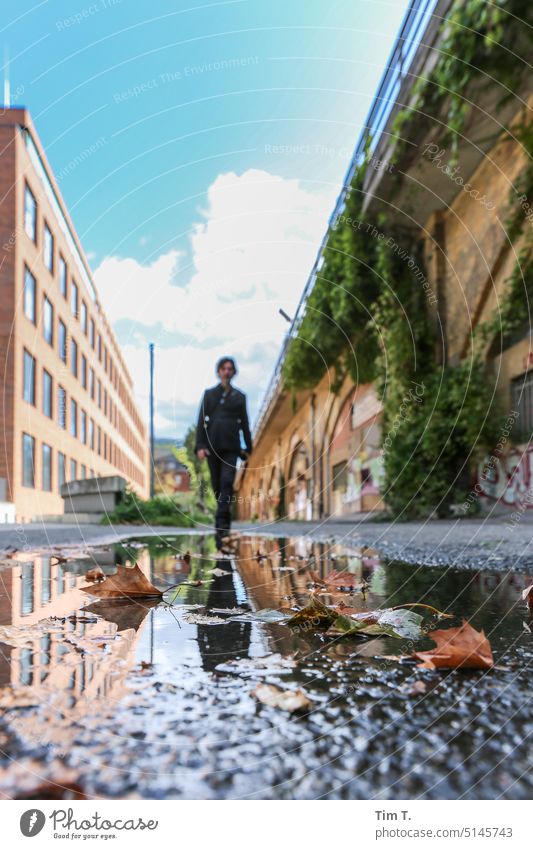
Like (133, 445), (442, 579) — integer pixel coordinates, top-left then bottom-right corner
(0, 533), (532, 799)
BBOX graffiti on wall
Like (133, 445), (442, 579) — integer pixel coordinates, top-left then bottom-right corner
(477, 448), (533, 507)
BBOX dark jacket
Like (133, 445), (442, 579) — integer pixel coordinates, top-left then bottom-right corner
(195, 383), (252, 456)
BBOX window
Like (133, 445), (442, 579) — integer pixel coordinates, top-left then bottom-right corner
(81, 301), (88, 334)
(58, 451), (66, 487)
(90, 318), (95, 348)
(59, 255), (67, 297)
(81, 410), (87, 445)
(89, 367), (95, 399)
(24, 183), (37, 242)
(43, 222), (54, 272)
(104, 389), (107, 415)
(23, 350), (35, 404)
(97, 334), (102, 360)
(24, 266), (36, 323)
(97, 426), (101, 455)
(70, 399), (78, 437)
(89, 418), (94, 450)
(70, 338), (78, 377)
(59, 320), (67, 363)
(42, 369), (53, 418)
(22, 433), (35, 487)
(97, 379), (101, 408)
(58, 386), (66, 429)
(103, 346), (108, 370)
(43, 296), (53, 345)
(332, 461), (348, 492)
(70, 459), (77, 481)
(71, 279), (78, 318)
(512, 373), (533, 440)
(81, 354), (87, 389)
(81, 464), (86, 479)
(42, 444), (52, 491)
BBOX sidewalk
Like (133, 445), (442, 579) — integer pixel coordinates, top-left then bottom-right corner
(234, 515), (533, 572)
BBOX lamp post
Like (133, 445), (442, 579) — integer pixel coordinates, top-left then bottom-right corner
(149, 343), (155, 498)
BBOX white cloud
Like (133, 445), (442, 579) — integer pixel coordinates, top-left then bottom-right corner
(94, 168), (336, 435)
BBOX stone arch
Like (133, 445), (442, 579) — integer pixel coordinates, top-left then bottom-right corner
(286, 440), (312, 520)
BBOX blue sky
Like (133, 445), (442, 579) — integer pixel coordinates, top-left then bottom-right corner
(7, 0), (409, 438)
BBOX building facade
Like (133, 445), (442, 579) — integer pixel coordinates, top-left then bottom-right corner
(0, 108), (149, 521)
(237, 0), (532, 519)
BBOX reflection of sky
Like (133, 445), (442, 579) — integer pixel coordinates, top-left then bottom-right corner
(10, 0), (410, 437)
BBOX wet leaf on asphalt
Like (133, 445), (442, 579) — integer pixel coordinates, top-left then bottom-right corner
(522, 584), (533, 610)
(286, 595), (338, 628)
(80, 564), (163, 599)
(327, 608), (424, 640)
(412, 620), (494, 670)
(321, 570), (369, 593)
(183, 612), (227, 625)
(232, 608), (292, 623)
(251, 683), (310, 713)
(216, 653), (297, 676)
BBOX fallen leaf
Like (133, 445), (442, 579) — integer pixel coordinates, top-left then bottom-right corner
(327, 608), (424, 640)
(85, 566), (105, 582)
(251, 683), (310, 713)
(412, 620), (494, 670)
(183, 612), (227, 625)
(216, 653), (297, 676)
(287, 595), (338, 629)
(232, 608), (291, 624)
(209, 567), (232, 577)
(80, 564), (163, 599)
(522, 584), (533, 610)
(322, 570), (369, 593)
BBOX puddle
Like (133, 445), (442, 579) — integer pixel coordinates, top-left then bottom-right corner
(0, 534), (532, 800)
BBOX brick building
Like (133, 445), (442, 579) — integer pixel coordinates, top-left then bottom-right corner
(0, 107), (149, 521)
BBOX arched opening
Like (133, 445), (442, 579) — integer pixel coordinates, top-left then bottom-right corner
(286, 441), (312, 520)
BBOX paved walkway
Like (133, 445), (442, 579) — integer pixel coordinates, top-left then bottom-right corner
(234, 515), (533, 572)
(0, 514), (531, 571)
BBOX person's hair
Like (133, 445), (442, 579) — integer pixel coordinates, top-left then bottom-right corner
(216, 356), (237, 375)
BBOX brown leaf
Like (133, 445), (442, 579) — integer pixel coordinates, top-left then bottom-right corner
(522, 584), (533, 610)
(80, 564), (163, 599)
(322, 570), (369, 592)
(412, 620), (494, 670)
(251, 683), (310, 713)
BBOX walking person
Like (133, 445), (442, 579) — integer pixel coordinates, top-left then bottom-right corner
(195, 357), (252, 552)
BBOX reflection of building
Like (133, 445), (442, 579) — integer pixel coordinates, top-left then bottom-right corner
(0, 108), (149, 522)
(153, 448), (191, 495)
(237, 1), (533, 518)
(0, 553), (152, 721)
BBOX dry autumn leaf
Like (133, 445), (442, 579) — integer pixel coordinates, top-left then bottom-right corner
(80, 564), (163, 599)
(251, 683), (310, 713)
(412, 620), (494, 670)
(522, 584), (533, 611)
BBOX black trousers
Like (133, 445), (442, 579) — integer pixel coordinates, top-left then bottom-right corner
(206, 450), (239, 545)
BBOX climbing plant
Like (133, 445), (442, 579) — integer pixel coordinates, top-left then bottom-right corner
(281, 0), (531, 517)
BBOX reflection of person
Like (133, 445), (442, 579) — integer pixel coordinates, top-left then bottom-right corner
(195, 357), (252, 551)
(196, 571), (251, 672)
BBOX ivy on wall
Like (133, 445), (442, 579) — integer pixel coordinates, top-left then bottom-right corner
(281, 0), (531, 517)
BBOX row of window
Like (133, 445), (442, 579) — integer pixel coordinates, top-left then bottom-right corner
(23, 263), (145, 457)
(22, 432), (96, 491)
(24, 182), (126, 392)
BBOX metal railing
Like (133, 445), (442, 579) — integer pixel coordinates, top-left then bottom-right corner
(253, 0), (444, 439)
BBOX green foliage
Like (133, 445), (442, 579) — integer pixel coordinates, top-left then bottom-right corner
(183, 424), (216, 512)
(279, 0), (530, 516)
(392, 0), (532, 165)
(102, 486), (205, 527)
